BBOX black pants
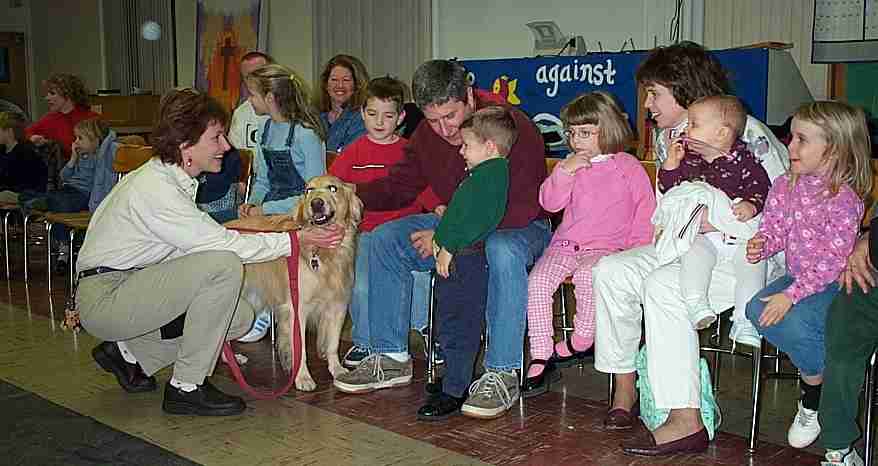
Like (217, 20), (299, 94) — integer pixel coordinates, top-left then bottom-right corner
(435, 251), (488, 398)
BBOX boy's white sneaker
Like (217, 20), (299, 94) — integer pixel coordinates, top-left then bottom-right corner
(787, 401), (820, 448)
(237, 311), (271, 343)
(823, 448), (864, 466)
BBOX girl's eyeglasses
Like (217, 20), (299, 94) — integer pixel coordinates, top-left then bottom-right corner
(563, 128), (599, 140)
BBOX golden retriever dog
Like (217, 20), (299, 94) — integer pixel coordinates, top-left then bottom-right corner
(225, 175), (362, 391)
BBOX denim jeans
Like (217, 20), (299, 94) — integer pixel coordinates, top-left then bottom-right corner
(367, 213), (551, 371)
(745, 274), (840, 376)
(349, 231), (431, 349)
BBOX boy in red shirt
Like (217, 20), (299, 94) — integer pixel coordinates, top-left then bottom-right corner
(330, 77), (439, 367)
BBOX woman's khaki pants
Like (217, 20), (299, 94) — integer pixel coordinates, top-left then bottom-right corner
(78, 251), (255, 385)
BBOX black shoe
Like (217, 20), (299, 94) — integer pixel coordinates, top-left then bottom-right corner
(417, 392), (464, 421)
(548, 339), (594, 369)
(91, 342), (157, 393)
(522, 359), (561, 399)
(162, 380), (246, 416)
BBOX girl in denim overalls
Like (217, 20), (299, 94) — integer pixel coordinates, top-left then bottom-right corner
(239, 64), (326, 218)
(236, 64), (327, 343)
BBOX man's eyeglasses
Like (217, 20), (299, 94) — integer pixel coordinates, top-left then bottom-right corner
(563, 128), (600, 140)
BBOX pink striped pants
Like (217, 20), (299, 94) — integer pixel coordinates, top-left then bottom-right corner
(526, 247), (614, 361)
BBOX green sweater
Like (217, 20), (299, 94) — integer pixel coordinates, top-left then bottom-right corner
(434, 157), (509, 254)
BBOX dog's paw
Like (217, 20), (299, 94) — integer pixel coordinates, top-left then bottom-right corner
(295, 374), (317, 392)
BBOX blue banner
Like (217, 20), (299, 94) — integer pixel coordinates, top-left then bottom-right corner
(461, 48), (769, 156)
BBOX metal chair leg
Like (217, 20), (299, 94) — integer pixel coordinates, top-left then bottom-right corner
(558, 282), (571, 340)
(426, 271), (437, 385)
(68, 229), (76, 295)
(270, 307), (276, 348)
(865, 350), (877, 466)
(608, 373), (615, 406)
(747, 337), (766, 454)
(23, 213), (31, 282)
(712, 317), (723, 392)
(3, 211), (10, 280)
(45, 221), (53, 293)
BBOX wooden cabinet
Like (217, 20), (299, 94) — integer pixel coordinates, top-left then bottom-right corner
(89, 94), (161, 137)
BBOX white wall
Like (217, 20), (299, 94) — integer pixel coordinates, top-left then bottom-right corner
(29, 0), (104, 118)
(433, 0), (700, 60)
(174, 0), (314, 88)
(704, 0), (827, 100)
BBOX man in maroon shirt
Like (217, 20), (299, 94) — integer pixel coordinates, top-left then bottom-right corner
(334, 60), (551, 420)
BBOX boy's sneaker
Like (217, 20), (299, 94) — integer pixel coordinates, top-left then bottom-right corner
(788, 401), (821, 448)
(237, 311), (271, 343)
(823, 448), (864, 466)
(333, 353), (412, 394)
(461, 370), (519, 419)
(342, 345), (371, 368)
(730, 319), (762, 349)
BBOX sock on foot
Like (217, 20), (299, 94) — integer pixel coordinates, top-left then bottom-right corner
(554, 334), (592, 357)
(527, 362), (546, 378)
(170, 377), (197, 392)
(801, 382), (822, 410)
(116, 341), (138, 364)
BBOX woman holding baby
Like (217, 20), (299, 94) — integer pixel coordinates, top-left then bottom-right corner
(591, 41), (789, 456)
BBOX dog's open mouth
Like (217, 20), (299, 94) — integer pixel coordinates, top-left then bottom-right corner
(310, 211), (335, 226)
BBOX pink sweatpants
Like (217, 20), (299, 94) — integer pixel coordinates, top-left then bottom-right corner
(526, 247), (614, 360)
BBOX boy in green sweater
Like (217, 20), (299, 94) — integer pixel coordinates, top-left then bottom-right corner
(418, 105), (514, 421)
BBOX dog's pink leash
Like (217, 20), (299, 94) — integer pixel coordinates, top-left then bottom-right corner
(221, 230), (302, 400)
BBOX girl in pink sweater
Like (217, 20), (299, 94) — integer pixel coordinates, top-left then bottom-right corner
(745, 101), (872, 449)
(523, 92), (656, 396)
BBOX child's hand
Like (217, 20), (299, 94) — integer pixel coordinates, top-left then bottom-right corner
(757, 292), (793, 327)
(746, 234), (765, 263)
(661, 138), (685, 171)
(434, 205), (447, 218)
(30, 135), (48, 146)
(436, 248), (452, 278)
(559, 154), (591, 175)
(733, 201), (757, 222)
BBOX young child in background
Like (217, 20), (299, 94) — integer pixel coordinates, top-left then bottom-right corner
(238, 64), (326, 218)
(85, 119), (120, 212)
(410, 106), (512, 421)
(745, 101), (872, 451)
(237, 64), (327, 343)
(328, 76), (441, 367)
(0, 112), (47, 203)
(523, 91), (656, 397)
(196, 148), (243, 224)
(658, 95), (771, 340)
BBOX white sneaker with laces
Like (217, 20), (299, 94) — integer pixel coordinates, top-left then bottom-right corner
(461, 370), (519, 419)
(237, 311), (271, 343)
(788, 401), (821, 448)
(823, 448), (864, 466)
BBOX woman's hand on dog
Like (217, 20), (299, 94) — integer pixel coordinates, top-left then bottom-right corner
(410, 229), (435, 259)
(238, 203), (263, 218)
(299, 224), (344, 249)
